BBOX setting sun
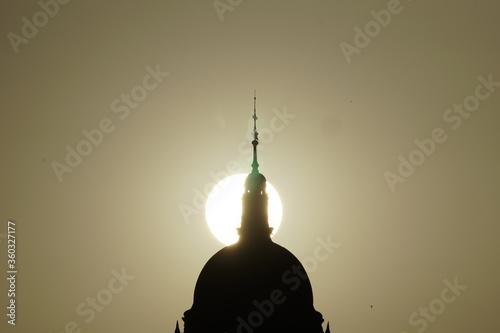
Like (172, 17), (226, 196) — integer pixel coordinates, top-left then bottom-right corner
(205, 173), (282, 245)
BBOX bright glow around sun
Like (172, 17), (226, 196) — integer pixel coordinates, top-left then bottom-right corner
(206, 173), (282, 246)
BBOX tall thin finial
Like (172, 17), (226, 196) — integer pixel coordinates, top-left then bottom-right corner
(251, 90), (259, 173)
(253, 89), (257, 138)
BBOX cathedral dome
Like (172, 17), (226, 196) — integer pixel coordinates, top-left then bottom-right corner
(176, 95), (328, 333)
(182, 240), (324, 333)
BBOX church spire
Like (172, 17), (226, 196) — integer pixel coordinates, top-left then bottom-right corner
(251, 90), (259, 174)
(238, 92), (272, 241)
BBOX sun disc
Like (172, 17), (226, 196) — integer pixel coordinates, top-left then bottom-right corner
(205, 173), (282, 245)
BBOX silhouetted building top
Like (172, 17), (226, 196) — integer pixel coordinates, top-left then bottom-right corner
(176, 95), (329, 333)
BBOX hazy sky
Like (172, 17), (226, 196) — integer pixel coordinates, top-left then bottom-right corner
(1, 1), (499, 332)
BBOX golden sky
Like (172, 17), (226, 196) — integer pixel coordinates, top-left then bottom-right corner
(1, 1), (499, 332)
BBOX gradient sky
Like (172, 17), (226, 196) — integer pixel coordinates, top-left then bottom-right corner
(1, 1), (499, 332)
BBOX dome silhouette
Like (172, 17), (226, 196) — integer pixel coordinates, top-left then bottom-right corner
(182, 239), (325, 332)
(175, 94), (329, 333)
